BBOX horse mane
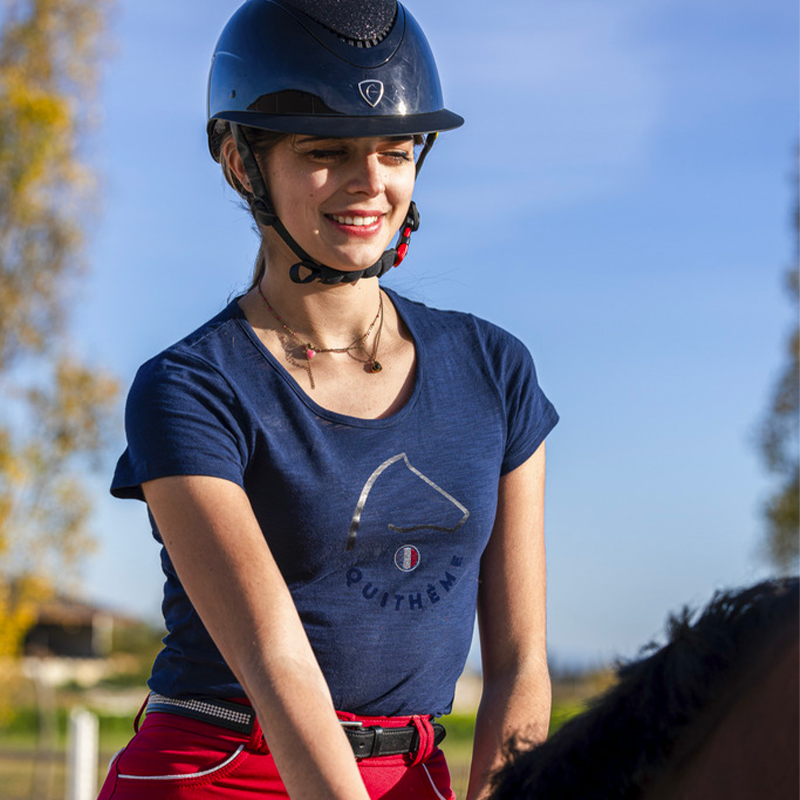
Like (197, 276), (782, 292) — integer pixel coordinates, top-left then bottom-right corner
(489, 577), (800, 800)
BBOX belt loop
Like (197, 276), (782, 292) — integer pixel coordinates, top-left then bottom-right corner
(133, 693), (151, 733)
(369, 726), (385, 758)
(410, 716), (435, 766)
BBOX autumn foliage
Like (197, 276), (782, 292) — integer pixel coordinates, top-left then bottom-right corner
(757, 264), (799, 574)
(0, 0), (117, 659)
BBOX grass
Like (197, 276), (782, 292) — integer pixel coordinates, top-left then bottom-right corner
(0, 708), (135, 800)
(438, 712), (477, 797)
(0, 743), (123, 800)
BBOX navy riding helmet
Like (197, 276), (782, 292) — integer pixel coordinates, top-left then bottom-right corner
(206, 0), (464, 285)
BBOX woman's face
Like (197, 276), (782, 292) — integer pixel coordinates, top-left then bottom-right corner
(263, 135), (416, 274)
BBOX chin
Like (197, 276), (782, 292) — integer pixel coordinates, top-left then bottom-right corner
(316, 247), (391, 274)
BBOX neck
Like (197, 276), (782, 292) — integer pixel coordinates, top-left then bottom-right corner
(254, 267), (383, 350)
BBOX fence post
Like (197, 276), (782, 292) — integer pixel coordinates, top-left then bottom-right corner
(66, 707), (99, 800)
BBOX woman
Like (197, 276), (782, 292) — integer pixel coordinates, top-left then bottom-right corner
(98, 1), (558, 799)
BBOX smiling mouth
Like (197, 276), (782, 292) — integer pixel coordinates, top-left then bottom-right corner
(327, 213), (382, 227)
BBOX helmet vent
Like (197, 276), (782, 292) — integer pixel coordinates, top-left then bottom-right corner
(283, 0), (397, 48)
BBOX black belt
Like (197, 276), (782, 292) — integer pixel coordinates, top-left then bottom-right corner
(146, 694), (446, 759)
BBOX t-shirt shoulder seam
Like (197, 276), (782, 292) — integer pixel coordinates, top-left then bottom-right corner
(148, 325), (245, 400)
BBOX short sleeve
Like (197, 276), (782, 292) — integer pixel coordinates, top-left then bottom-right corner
(498, 335), (559, 475)
(111, 352), (248, 500)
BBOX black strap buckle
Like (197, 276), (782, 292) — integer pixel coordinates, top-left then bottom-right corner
(343, 719), (447, 759)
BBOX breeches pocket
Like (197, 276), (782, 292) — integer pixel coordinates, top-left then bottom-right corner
(113, 716), (249, 785)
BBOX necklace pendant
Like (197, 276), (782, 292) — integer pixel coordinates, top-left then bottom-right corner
(306, 346), (316, 360)
(370, 360), (383, 373)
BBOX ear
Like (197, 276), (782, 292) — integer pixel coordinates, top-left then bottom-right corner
(221, 136), (253, 194)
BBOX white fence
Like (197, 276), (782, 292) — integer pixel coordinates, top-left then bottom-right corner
(66, 708), (99, 800)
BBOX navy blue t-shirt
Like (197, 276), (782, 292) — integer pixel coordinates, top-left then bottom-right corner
(112, 289), (558, 717)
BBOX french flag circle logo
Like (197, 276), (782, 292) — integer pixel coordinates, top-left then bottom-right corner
(394, 545), (421, 573)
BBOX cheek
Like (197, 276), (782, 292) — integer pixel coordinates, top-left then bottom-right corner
(292, 171), (329, 205)
(268, 172), (324, 222)
(392, 170), (416, 207)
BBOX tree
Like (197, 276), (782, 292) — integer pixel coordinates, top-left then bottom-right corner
(0, 0), (116, 662)
(756, 186), (799, 574)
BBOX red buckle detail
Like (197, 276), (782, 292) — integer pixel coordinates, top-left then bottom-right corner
(394, 243), (409, 266)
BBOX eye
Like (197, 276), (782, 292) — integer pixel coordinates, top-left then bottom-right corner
(307, 148), (346, 161)
(377, 143), (415, 164)
(381, 150), (413, 163)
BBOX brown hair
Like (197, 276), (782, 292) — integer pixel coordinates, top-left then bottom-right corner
(214, 121), (288, 288)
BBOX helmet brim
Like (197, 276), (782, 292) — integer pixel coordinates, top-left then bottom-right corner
(210, 108), (464, 138)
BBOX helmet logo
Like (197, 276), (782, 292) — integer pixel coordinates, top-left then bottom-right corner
(358, 80), (385, 108)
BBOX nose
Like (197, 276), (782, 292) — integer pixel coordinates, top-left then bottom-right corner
(347, 153), (385, 197)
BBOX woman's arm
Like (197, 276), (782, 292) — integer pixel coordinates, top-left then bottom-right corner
(142, 474), (371, 800)
(465, 443), (551, 800)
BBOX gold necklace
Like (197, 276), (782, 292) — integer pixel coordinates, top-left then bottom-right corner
(257, 284), (384, 389)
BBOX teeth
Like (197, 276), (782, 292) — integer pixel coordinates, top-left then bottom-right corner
(331, 214), (380, 226)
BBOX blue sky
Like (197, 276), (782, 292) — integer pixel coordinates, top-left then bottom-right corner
(77, 0), (798, 667)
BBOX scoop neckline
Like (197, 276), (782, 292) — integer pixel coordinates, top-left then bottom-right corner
(233, 287), (423, 428)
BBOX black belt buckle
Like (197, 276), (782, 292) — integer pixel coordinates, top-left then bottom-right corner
(343, 719), (446, 760)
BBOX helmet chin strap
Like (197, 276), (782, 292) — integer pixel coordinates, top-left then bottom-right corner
(231, 125), (433, 285)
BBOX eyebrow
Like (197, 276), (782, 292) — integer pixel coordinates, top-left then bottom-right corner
(295, 135), (414, 144)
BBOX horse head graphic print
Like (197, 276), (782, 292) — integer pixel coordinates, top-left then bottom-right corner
(344, 453), (471, 613)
